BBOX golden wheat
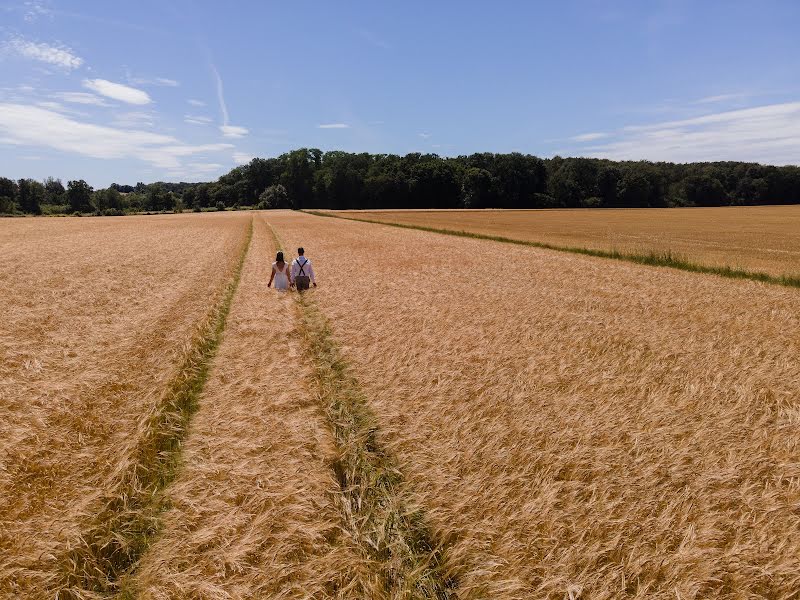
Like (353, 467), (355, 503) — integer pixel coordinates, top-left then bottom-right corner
(132, 216), (378, 599)
(333, 206), (800, 278)
(270, 210), (800, 599)
(0, 212), (249, 597)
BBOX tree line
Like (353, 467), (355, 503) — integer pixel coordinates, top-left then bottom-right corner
(3, 150), (800, 215)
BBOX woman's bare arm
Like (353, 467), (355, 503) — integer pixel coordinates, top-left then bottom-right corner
(268, 265), (275, 287)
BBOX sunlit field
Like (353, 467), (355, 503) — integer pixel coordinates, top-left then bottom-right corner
(0, 212), (249, 596)
(3, 210), (799, 599)
(331, 205), (800, 278)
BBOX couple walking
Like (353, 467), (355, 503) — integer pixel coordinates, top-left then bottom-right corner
(268, 247), (317, 291)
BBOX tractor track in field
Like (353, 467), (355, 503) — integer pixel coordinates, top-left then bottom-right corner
(265, 217), (457, 599)
(303, 209), (800, 289)
(51, 217), (254, 600)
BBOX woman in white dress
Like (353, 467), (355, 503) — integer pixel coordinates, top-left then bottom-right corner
(268, 251), (290, 290)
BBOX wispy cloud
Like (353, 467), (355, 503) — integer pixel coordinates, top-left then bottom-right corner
(1, 36), (83, 70)
(53, 91), (111, 106)
(570, 132), (607, 142)
(211, 63), (248, 138)
(83, 79), (151, 105)
(23, 0), (53, 22)
(233, 152), (254, 165)
(111, 111), (155, 128)
(418, 132), (431, 139)
(318, 123), (350, 129)
(220, 124), (248, 138)
(0, 103), (233, 169)
(581, 102), (800, 165)
(188, 99), (206, 107)
(184, 114), (212, 125)
(693, 93), (750, 104)
(130, 76), (180, 87)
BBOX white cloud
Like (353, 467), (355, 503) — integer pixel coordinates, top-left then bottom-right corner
(188, 99), (206, 106)
(111, 111), (155, 128)
(0, 103), (233, 170)
(24, 1), (54, 22)
(570, 132), (607, 142)
(318, 123), (350, 129)
(220, 124), (248, 138)
(83, 79), (151, 105)
(186, 162), (223, 171)
(2, 37), (83, 70)
(694, 93), (749, 104)
(418, 132), (431, 139)
(184, 114), (212, 125)
(131, 76), (180, 87)
(36, 101), (64, 111)
(233, 152), (254, 165)
(53, 91), (111, 106)
(582, 102), (800, 165)
(210, 64), (248, 138)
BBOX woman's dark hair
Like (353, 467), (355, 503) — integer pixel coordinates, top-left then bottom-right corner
(276, 251), (284, 262)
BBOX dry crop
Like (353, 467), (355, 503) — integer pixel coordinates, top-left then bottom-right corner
(131, 217), (378, 599)
(0, 212), (249, 597)
(270, 210), (800, 599)
(331, 206), (800, 279)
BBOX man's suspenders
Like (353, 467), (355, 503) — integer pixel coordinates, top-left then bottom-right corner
(297, 258), (307, 277)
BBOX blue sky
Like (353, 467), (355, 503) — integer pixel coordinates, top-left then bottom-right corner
(1, 0), (799, 187)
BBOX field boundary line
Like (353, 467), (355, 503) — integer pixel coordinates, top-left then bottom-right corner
(265, 219), (457, 599)
(301, 210), (800, 289)
(52, 217), (254, 599)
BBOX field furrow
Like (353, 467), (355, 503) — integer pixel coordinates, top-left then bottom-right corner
(132, 217), (375, 599)
(268, 220), (454, 598)
(270, 210), (800, 599)
(0, 213), (250, 597)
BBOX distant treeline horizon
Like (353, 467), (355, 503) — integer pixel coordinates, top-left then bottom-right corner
(3, 149), (800, 215)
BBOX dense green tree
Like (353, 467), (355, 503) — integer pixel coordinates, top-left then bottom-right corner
(145, 183), (172, 211)
(684, 175), (727, 206)
(258, 184), (290, 209)
(44, 177), (66, 205)
(67, 180), (93, 213)
(617, 171), (652, 207)
(18, 178), (44, 214)
(0, 177), (17, 213)
(462, 168), (494, 208)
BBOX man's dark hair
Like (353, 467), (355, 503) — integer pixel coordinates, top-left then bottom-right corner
(297, 247), (304, 255)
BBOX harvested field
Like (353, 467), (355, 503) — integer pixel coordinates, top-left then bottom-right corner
(131, 217), (377, 599)
(0, 213), (250, 597)
(331, 206), (800, 278)
(270, 210), (800, 599)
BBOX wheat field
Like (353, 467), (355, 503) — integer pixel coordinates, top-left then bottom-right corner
(270, 210), (800, 599)
(332, 206), (800, 278)
(131, 216), (377, 599)
(3, 209), (799, 599)
(0, 213), (249, 597)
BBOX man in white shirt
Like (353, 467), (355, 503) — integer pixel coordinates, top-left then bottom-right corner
(290, 247), (316, 291)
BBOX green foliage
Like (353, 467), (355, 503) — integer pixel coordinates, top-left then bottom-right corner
(215, 200), (225, 211)
(581, 196), (604, 208)
(18, 178), (44, 214)
(6, 151), (800, 215)
(67, 179), (94, 213)
(257, 183), (290, 209)
(0, 176), (18, 213)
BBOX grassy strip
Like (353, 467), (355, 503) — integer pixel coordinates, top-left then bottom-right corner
(54, 217), (254, 599)
(303, 210), (800, 289)
(266, 221), (455, 599)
